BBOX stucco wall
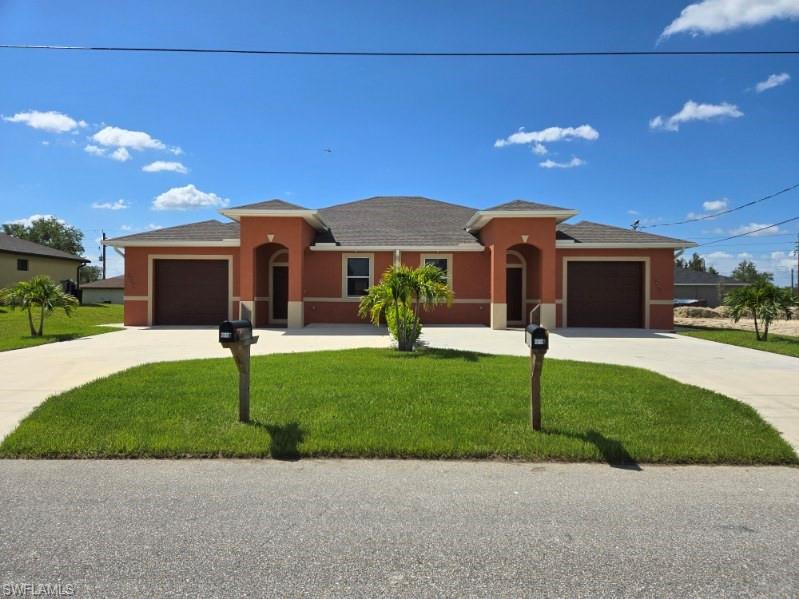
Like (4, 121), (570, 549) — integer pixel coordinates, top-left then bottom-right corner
(82, 287), (124, 304)
(0, 252), (81, 289)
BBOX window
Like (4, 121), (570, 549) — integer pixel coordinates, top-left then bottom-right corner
(421, 254), (452, 288)
(344, 255), (372, 297)
(17, 258), (29, 271)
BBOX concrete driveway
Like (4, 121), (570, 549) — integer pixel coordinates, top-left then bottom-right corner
(1, 324), (797, 451)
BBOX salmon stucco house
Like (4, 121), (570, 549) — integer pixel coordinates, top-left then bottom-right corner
(105, 196), (694, 330)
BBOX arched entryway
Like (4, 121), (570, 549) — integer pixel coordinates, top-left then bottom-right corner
(506, 243), (542, 326)
(254, 242), (289, 327)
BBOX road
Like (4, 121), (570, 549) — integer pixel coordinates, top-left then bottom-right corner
(1, 460), (797, 597)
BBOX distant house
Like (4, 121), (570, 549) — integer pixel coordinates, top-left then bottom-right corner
(0, 233), (88, 289)
(80, 275), (124, 304)
(673, 267), (747, 307)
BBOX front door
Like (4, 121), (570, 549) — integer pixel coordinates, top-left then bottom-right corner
(271, 265), (288, 322)
(506, 267), (523, 325)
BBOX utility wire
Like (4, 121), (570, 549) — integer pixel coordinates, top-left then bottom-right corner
(1, 44), (799, 57)
(640, 183), (799, 229)
(694, 216), (799, 248)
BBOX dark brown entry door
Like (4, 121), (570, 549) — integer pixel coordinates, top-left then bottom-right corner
(567, 261), (643, 327)
(154, 259), (228, 325)
(272, 266), (288, 321)
(506, 267), (523, 324)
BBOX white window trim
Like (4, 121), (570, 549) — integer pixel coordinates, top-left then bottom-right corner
(341, 253), (374, 298)
(420, 253), (453, 290)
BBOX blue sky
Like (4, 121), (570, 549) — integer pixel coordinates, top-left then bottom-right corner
(1, 0), (798, 282)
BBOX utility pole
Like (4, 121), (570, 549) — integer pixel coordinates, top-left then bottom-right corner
(101, 231), (107, 279)
(795, 233), (799, 295)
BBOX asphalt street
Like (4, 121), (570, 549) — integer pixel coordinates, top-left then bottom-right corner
(0, 460), (797, 597)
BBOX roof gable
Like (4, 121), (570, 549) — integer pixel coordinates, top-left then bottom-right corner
(485, 199), (572, 212)
(226, 199), (307, 211)
(557, 221), (693, 246)
(106, 220), (240, 245)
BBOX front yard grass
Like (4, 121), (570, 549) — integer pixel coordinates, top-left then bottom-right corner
(0, 303), (123, 352)
(678, 326), (799, 358)
(2, 348), (794, 464)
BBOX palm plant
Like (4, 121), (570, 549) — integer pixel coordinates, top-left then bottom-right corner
(358, 264), (454, 351)
(0, 275), (79, 337)
(724, 281), (796, 341)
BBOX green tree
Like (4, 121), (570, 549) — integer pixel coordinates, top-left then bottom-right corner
(80, 265), (103, 284)
(2, 217), (85, 256)
(724, 281), (796, 341)
(358, 264), (453, 351)
(676, 252), (718, 275)
(0, 275), (79, 337)
(731, 259), (773, 284)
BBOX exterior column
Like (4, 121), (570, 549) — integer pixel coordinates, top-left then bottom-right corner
(539, 244), (557, 329)
(287, 247), (304, 329)
(489, 245), (507, 330)
(239, 243), (255, 322)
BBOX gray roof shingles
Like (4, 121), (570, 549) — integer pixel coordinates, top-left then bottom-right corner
(107, 220), (240, 243)
(227, 199), (307, 211)
(674, 268), (746, 286)
(0, 233), (87, 261)
(106, 197), (693, 248)
(485, 199), (573, 212)
(556, 221), (692, 245)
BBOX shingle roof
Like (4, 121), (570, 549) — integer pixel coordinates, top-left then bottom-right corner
(674, 268), (746, 286)
(485, 199), (573, 212)
(316, 196), (481, 247)
(107, 220), (240, 243)
(227, 199), (307, 210)
(556, 221), (692, 246)
(0, 233), (87, 261)
(81, 275), (125, 289)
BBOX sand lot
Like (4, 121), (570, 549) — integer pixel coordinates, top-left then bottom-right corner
(675, 317), (799, 337)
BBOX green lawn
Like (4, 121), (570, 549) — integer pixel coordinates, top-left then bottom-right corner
(0, 303), (124, 352)
(1, 348), (794, 464)
(678, 326), (799, 358)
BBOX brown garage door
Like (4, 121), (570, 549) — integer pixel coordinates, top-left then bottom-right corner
(567, 261), (643, 328)
(154, 259), (228, 325)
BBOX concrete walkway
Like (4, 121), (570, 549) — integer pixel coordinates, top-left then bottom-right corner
(1, 324), (797, 451)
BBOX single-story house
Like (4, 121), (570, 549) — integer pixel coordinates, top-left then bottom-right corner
(673, 268), (747, 307)
(0, 233), (88, 289)
(81, 275), (125, 304)
(105, 196), (694, 330)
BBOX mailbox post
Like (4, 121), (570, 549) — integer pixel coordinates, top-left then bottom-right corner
(219, 320), (259, 423)
(524, 324), (549, 431)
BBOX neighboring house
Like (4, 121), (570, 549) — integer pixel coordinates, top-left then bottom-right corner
(105, 196), (694, 330)
(81, 275), (125, 304)
(0, 233), (88, 289)
(673, 268), (747, 308)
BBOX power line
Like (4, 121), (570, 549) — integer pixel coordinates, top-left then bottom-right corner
(2, 44), (799, 57)
(694, 216), (799, 248)
(640, 182), (799, 229)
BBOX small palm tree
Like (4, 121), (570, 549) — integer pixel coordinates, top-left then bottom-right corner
(724, 281), (796, 341)
(358, 264), (453, 351)
(0, 275), (79, 337)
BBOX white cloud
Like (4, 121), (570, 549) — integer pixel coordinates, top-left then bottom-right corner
(147, 223), (163, 230)
(92, 199), (130, 210)
(92, 126), (166, 151)
(84, 144), (106, 157)
(495, 124), (598, 155)
(649, 100), (743, 131)
(142, 161), (189, 174)
(627, 209), (640, 216)
(110, 147), (131, 162)
(120, 224), (133, 231)
(755, 72), (791, 92)
(702, 198), (728, 211)
(2, 110), (86, 133)
(661, 0), (799, 38)
(4, 214), (65, 227)
(152, 184), (229, 211)
(539, 157), (586, 169)
(170, 146), (184, 156)
(729, 222), (785, 236)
